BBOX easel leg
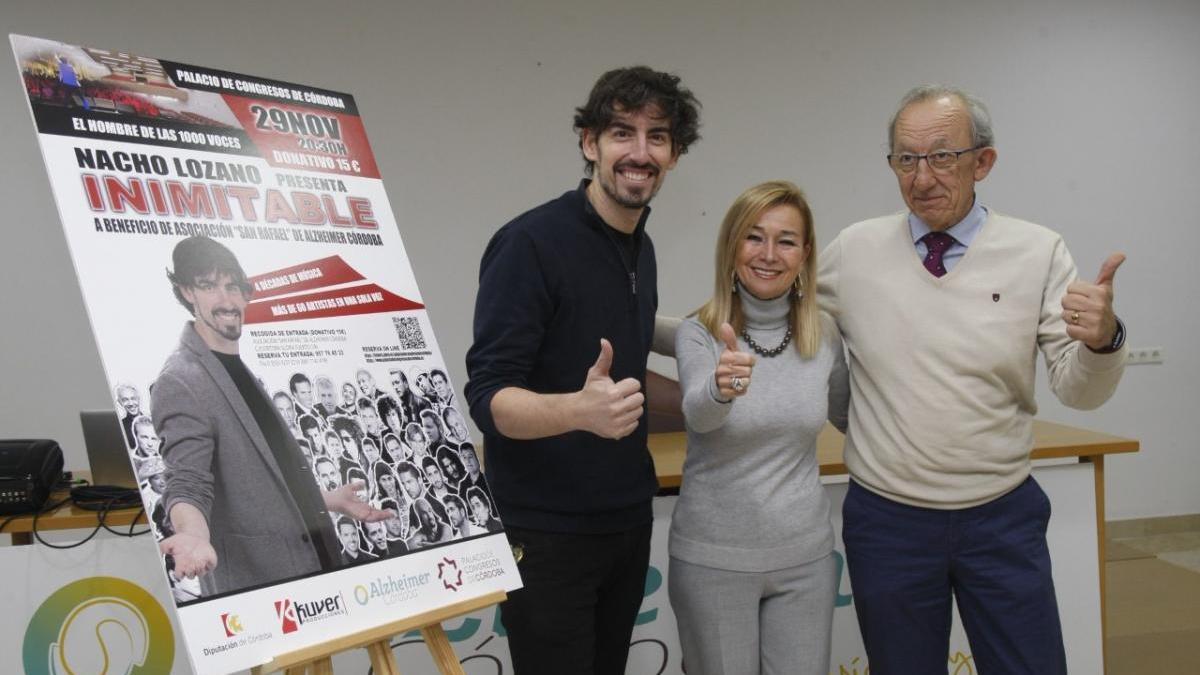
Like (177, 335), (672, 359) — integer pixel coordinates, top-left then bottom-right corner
(283, 657), (333, 675)
(367, 640), (401, 675)
(420, 624), (465, 675)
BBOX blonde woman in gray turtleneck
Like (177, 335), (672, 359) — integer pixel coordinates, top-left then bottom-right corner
(668, 181), (849, 675)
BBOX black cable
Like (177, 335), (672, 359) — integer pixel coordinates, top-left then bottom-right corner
(24, 485), (153, 550)
(31, 496), (100, 550)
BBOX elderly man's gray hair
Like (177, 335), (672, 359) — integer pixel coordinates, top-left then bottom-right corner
(888, 85), (995, 151)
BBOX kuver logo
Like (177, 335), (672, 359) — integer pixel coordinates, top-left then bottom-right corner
(275, 599), (299, 634)
(274, 593), (347, 633)
(437, 557), (464, 591)
(221, 612), (244, 637)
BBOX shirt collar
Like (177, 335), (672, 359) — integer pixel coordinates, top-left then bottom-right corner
(908, 199), (988, 246)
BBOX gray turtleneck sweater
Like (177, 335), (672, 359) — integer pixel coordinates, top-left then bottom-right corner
(669, 291), (849, 572)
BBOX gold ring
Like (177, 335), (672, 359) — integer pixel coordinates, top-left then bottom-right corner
(1071, 311), (1080, 324)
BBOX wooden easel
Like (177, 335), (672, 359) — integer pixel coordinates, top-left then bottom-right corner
(251, 590), (506, 675)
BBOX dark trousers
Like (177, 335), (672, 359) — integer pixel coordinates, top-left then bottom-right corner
(842, 478), (1067, 674)
(501, 523), (653, 675)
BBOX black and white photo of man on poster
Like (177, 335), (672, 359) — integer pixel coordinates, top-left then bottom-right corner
(153, 235), (394, 597)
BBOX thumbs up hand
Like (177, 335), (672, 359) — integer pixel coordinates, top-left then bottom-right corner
(576, 339), (645, 439)
(715, 322), (757, 400)
(1062, 253), (1125, 350)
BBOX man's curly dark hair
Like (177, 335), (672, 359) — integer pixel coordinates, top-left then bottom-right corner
(573, 66), (701, 175)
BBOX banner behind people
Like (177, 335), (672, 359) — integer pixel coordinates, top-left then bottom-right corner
(11, 34), (519, 674)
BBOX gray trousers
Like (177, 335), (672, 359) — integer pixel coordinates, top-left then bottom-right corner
(668, 553), (836, 675)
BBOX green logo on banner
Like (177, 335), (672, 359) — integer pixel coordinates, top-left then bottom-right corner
(23, 576), (174, 675)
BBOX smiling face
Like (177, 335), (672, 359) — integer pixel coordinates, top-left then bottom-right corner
(356, 370), (376, 397)
(582, 104), (679, 227)
(181, 272), (248, 352)
(891, 95), (996, 231)
(341, 383), (356, 406)
(338, 522), (359, 555)
(735, 204), (810, 301)
(116, 386), (140, 416)
(365, 521), (388, 550)
(147, 472), (166, 494)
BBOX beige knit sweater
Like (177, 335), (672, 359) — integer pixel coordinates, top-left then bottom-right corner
(818, 211), (1126, 508)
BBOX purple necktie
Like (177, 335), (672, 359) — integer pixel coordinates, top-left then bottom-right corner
(921, 231), (956, 278)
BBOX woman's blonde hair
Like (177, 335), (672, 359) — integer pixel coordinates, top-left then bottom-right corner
(696, 180), (821, 358)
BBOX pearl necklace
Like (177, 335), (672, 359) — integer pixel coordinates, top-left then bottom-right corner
(740, 325), (792, 358)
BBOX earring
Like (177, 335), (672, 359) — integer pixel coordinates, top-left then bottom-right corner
(731, 270), (739, 294)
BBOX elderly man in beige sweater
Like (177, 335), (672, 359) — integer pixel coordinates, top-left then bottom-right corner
(818, 85), (1126, 674)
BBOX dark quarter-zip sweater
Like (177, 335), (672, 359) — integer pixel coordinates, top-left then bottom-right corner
(465, 180), (659, 533)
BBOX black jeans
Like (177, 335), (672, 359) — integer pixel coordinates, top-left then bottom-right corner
(501, 522), (653, 675)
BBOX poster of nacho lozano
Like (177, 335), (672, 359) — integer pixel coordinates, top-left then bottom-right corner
(11, 34), (520, 674)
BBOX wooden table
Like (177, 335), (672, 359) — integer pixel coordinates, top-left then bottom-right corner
(3, 479), (146, 546)
(649, 418), (1139, 668)
(650, 418), (1138, 487)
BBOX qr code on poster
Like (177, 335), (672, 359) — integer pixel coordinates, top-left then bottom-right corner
(392, 316), (427, 350)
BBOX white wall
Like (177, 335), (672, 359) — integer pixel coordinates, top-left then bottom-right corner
(1, 0), (1196, 520)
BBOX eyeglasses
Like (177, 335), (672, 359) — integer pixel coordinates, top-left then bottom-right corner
(887, 146), (984, 174)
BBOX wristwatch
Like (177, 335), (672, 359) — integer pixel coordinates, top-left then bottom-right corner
(1088, 317), (1125, 355)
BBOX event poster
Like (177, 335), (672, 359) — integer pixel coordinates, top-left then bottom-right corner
(11, 34), (520, 674)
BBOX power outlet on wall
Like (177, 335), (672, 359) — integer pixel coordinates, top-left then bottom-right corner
(1127, 346), (1165, 365)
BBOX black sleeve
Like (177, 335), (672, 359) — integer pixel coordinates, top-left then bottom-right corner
(464, 226), (555, 436)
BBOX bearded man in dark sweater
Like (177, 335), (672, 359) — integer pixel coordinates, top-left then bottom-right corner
(465, 66), (700, 675)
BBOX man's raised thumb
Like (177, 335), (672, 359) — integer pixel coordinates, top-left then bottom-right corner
(1095, 252), (1126, 287)
(588, 338), (613, 379)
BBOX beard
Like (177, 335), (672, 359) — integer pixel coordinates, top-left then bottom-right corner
(597, 161), (662, 210)
(205, 309), (243, 340)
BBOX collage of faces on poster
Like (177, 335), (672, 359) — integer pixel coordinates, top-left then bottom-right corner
(115, 361), (499, 594)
